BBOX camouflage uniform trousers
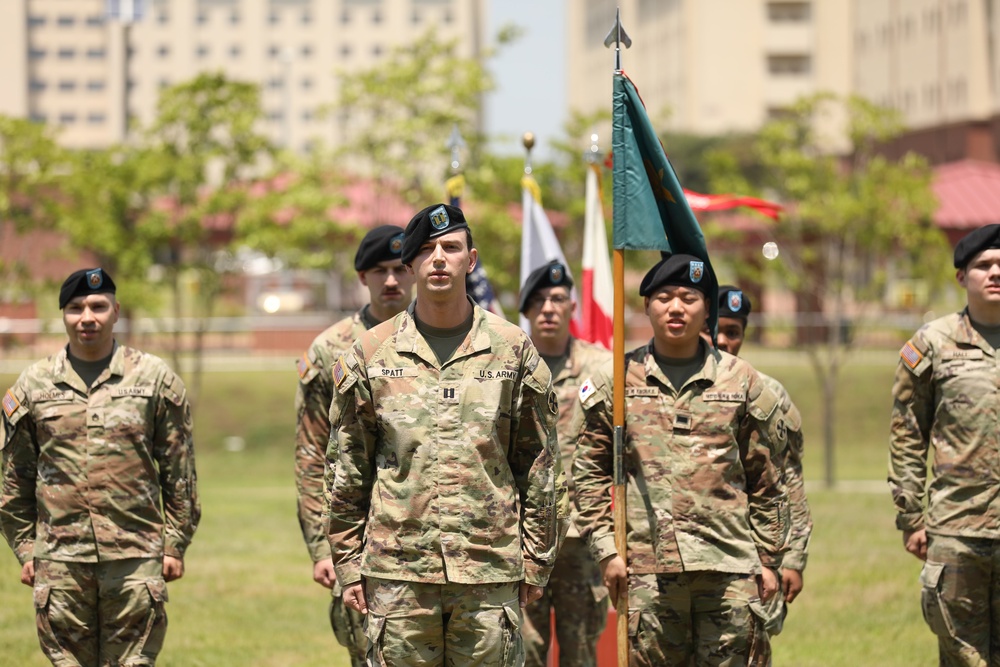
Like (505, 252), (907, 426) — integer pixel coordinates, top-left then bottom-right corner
(363, 577), (524, 667)
(628, 571), (769, 667)
(921, 533), (1000, 667)
(33, 557), (167, 667)
(522, 537), (608, 667)
(330, 580), (367, 667)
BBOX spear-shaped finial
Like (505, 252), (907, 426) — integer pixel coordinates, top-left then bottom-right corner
(522, 132), (535, 175)
(446, 123), (466, 173)
(603, 7), (631, 73)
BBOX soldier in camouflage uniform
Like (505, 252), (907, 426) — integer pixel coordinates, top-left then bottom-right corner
(326, 203), (569, 666)
(518, 261), (610, 667)
(890, 224), (1000, 667)
(294, 224), (412, 665)
(715, 285), (813, 639)
(573, 255), (789, 667)
(1, 268), (199, 667)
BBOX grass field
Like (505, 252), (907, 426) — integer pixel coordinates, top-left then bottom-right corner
(0, 351), (938, 665)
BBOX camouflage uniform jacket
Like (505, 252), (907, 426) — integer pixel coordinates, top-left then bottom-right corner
(295, 309), (370, 563)
(1, 344), (199, 565)
(573, 342), (789, 575)
(550, 337), (611, 540)
(327, 300), (569, 588)
(890, 309), (1000, 537)
(759, 372), (812, 572)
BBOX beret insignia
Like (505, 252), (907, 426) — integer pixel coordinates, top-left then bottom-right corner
(689, 261), (704, 283)
(429, 205), (450, 230)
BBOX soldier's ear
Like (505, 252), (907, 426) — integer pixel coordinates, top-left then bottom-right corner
(467, 247), (478, 274)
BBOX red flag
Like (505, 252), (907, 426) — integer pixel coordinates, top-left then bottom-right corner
(581, 165), (613, 349)
(682, 189), (783, 220)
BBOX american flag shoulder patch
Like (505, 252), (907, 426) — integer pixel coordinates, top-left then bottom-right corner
(296, 353), (312, 379)
(3, 389), (20, 419)
(900, 341), (923, 369)
(333, 357), (348, 388)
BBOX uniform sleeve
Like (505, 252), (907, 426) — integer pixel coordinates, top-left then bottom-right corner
(740, 373), (790, 570)
(509, 346), (568, 587)
(1, 383), (38, 565)
(326, 351), (376, 588)
(155, 371), (200, 559)
(888, 334), (934, 533)
(571, 366), (617, 565)
(294, 346), (333, 563)
(779, 400), (813, 572)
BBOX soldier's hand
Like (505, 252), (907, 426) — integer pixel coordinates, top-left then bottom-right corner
(20, 561), (35, 587)
(600, 555), (628, 610)
(781, 568), (804, 603)
(163, 556), (185, 582)
(757, 567), (779, 602)
(313, 558), (336, 589)
(519, 582), (544, 608)
(343, 582), (368, 615)
(903, 529), (928, 561)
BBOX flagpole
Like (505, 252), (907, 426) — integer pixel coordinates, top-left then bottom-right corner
(605, 8), (631, 667)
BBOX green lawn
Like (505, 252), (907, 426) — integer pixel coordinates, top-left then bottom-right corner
(0, 358), (937, 665)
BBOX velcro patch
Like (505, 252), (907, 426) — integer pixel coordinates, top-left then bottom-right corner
(369, 366), (418, 379)
(296, 353), (312, 379)
(547, 390), (558, 415)
(941, 349), (984, 361)
(31, 390), (73, 403)
(900, 341), (923, 369)
(625, 387), (659, 397)
(2, 390), (19, 419)
(114, 386), (154, 398)
(478, 369), (517, 381)
(333, 357), (349, 388)
(703, 392), (746, 402)
(579, 378), (597, 403)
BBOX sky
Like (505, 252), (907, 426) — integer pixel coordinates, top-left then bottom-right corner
(485, 1), (565, 161)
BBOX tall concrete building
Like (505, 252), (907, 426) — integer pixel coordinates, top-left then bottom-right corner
(566, 0), (852, 136)
(0, 0), (485, 151)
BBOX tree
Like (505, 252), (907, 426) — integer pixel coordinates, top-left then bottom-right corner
(707, 93), (947, 486)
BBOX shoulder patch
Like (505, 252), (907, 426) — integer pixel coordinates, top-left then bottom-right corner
(163, 372), (187, 407)
(579, 377), (597, 404)
(547, 390), (559, 415)
(3, 389), (20, 420)
(296, 352), (313, 380)
(900, 341), (923, 369)
(333, 356), (349, 388)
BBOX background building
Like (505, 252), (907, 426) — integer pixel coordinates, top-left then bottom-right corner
(0, 0), (485, 151)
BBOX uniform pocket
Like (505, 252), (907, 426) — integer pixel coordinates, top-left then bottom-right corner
(627, 610), (664, 667)
(363, 612), (387, 667)
(746, 598), (772, 667)
(920, 561), (956, 639)
(499, 601), (524, 667)
(33, 584), (68, 663)
(136, 579), (168, 659)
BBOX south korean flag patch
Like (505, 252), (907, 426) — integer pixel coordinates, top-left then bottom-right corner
(579, 377), (597, 404)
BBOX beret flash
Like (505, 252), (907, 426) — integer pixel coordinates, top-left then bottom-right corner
(401, 203), (470, 265)
(354, 224), (406, 272)
(954, 224), (1000, 269)
(718, 284), (752, 320)
(518, 261), (574, 313)
(638, 253), (716, 298)
(59, 268), (117, 309)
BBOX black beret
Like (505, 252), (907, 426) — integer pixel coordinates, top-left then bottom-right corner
(401, 203), (470, 265)
(639, 253), (715, 298)
(518, 261), (574, 313)
(718, 284), (752, 320)
(354, 224), (406, 272)
(954, 224), (1000, 269)
(59, 268), (117, 309)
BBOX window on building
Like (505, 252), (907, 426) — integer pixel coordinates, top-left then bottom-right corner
(87, 47), (107, 59)
(30, 80), (47, 92)
(767, 54), (811, 75)
(268, 78), (284, 90)
(59, 112), (77, 124)
(443, 9), (452, 23)
(341, 10), (350, 23)
(373, 9), (382, 23)
(269, 11), (280, 24)
(29, 48), (47, 60)
(196, 11), (207, 24)
(301, 10), (312, 23)
(197, 44), (209, 58)
(58, 48), (76, 59)
(638, 0), (669, 20)
(159, 78), (171, 89)
(57, 15), (76, 27)
(766, 106), (794, 120)
(230, 45), (242, 58)
(268, 110), (284, 122)
(302, 109), (313, 121)
(301, 77), (314, 90)
(30, 113), (47, 123)
(59, 80), (76, 91)
(230, 11), (240, 24)
(372, 44), (382, 57)
(87, 80), (106, 91)
(157, 12), (169, 24)
(767, 2), (811, 22)
(88, 113), (106, 125)
(411, 10), (421, 23)
(158, 45), (170, 58)
(86, 15), (104, 27)
(340, 44), (352, 57)
(269, 45), (280, 58)
(28, 15), (46, 27)
(301, 44), (313, 57)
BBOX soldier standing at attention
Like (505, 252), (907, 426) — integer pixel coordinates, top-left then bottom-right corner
(890, 223), (1000, 666)
(715, 285), (813, 640)
(326, 203), (568, 666)
(518, 261), (610, 667)
(573, 254), (789, 666)
(1, 268), (200, 666)
(294, 224), (412, 666)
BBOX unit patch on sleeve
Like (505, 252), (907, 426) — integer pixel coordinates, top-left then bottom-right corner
(296, 353), (313, 379)
(900, 341), (923, 369)
(579, 378), (597, 403)
(333, 356), (349, 388)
